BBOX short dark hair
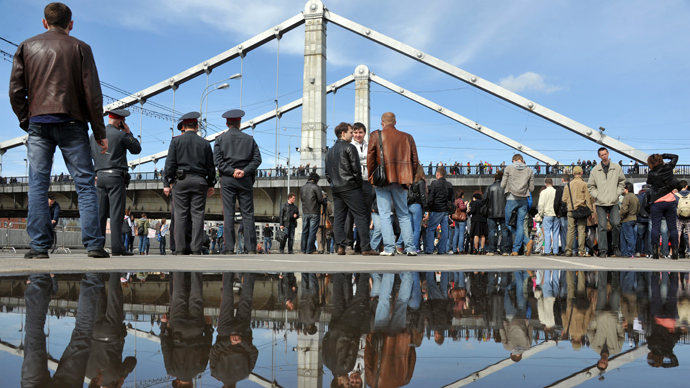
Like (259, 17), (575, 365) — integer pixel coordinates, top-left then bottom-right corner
(625, 182), (634, 192)
(436, 167), (446, 177)
(512, 154), (523, 162)
(597, 147), (608, 155)
(352, 122), (367, 134)
(288, 193), (296, 199)
(562, 174), (571, 182)
(182, 122), (197, 130)
(456, 189), (464, 198)
(545, 178), (553, 185)
(334, 122), (351, 139)
(44, 3), (72, 29)
(308, 172), (320, 183)
(679, 180), (688, 189)
(494, 170), (503, 181)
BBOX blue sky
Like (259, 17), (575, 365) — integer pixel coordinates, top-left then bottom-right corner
(1, 0), (689, 176)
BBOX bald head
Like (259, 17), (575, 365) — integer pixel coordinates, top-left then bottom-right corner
(381, 112), (396, 126)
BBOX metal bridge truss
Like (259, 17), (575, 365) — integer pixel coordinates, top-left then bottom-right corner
(0, 0), (648, 169)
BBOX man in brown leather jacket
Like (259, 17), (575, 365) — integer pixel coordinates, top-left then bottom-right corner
(367, 112), (420, 256)
(9, 3), (109, 259)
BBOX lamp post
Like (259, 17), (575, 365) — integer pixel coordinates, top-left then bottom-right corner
(286, 134), (299, 196)
(24, 158), (28, 178)
(198, 73), (241, 136)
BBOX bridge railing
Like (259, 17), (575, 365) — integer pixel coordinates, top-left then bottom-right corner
(2, 165), (689, 187)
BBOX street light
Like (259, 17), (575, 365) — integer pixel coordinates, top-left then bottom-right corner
(199, 83), (231, 137)
(198, 73), (241, 135)
(24, 158), (28, 178)
(286, 134), (299, 197)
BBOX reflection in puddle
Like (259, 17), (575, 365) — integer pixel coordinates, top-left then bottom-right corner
(0, 270), (688, 387)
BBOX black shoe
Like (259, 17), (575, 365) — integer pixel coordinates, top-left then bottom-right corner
(88, 249), (111, 258)
(598, 252), (607, 258)
(112, 251), (134, 256)
(24, 250), (49, 259)
(652, 243), (660, 260)
(672, 244), (679, 260)
(191, 251), (202, 255)
(248, 251), (257, 254)
(223, 250), (235, 255)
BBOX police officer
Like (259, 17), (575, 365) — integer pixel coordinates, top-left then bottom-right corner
(164, 112), (216, 255)
(90, 109), (141, 256)
(213, 109), (262, 254)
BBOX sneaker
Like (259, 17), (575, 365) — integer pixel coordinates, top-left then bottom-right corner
(635, 252), (641, 258)
(24, 250), (49, 259)
(406, 251), (417, 256)
(599, 252), (607, 258)
(361, 250), (379, 256)
(486, 252), (495, 256)
(510, 252), (519, 256)
(502, 252), (510, 256)
(565, 252), (573, 257)
(112, 251), (134, 256)
(345, 247), (356, 255)
(88, 249), (110, 258)
(379, 251), (394, 256)
(578, 252), (590, 257)
(396, 247), (404, 255)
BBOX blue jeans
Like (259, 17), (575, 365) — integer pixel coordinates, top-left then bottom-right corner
(370, 212), (383, 250)
(301, 214), (320, 253)
(542, 270), (561, 298)
(376, 187), (415, 253)
(408, 272), (422, 310)
(620, 221), (636, 257)
(559, 217), (568, 252)
(26, 122), (104, 251)
(373, 272), (413, 331)
(487, 218), (509, 253)
(505, 199), (529, 253)
(453, 221), (467, 252)
(237, 232), (244, 253)
(636, 221), (650, 255)
(425, 211), (449, 253)
(504, 271), (528, 318)
(264, 237), (272, 253)
(139, 236), (149, 253)
(397, 203), (423, 251)
(542, 216), (560, 254)
(425, 272), (449, 300)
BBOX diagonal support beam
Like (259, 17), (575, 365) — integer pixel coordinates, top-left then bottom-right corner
(128, 75), (356, 169)
(325, 11), (649, 163)
(370, 74), (557, 165)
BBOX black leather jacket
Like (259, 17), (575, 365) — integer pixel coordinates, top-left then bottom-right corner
(647, 154), (678, 202)
(485, 181), (506, 219)
(325, 139), (363, 193)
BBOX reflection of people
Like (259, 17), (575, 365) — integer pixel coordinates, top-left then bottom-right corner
(210, 272), (258, 386)
(48, 195), (60, 253)
(22, 273), (104, 386)
(160, 272), (213, 386)
(587, 271), (624, 371)
(324, 273), (371, 386)
(299, 273), (322, 334)
(278, 273), (297, 311)
(86, 273), (137, 387)
(647, 272), (680, 368)
(364, 331), (416, 388)
(500, 271), (532, 362)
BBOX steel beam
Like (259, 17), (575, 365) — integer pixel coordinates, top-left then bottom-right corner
(370, 74), (558, 165)
(354, 65), (371, 141)
(128, 75), (355, 169)
(325, 11), (649, 163)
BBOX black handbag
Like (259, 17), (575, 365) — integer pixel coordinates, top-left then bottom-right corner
(371, 130), (387, 187)
(567, 182), (592, 219)
(508, 207), (519, 227)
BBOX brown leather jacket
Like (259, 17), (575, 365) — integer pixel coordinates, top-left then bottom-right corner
(367, 124), (419, 187)
(9, 29), (106, 140)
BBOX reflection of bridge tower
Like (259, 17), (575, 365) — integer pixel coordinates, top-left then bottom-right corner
(297, 323), (324, 388)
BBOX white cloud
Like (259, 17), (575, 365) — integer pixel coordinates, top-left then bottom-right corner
(498, 72), (562, 94)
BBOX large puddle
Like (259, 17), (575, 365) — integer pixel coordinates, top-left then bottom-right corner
(1, 270), (687, 387)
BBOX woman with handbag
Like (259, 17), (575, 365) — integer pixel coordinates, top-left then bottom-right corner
(451, 189), (468, 254)
(646, 153), (680, 259)
(396, 165), (427, 253)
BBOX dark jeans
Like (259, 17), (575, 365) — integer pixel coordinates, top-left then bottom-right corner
(280, 224), (296, 253)
(620, 221), (636, 257)
(301, 214), (320, 253)
(636, 221), (651, 255)
(651, 201), (679, 248)
(159, 236), (167, 255)
(488, 217), (511, 253)
(596, 205), (620, 254)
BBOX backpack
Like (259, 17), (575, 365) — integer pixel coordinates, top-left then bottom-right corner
(677, 193), (690, 218)
(636, 193), (649, 219)
(122, 217), (132, 234)
(137, 223), (145, 236)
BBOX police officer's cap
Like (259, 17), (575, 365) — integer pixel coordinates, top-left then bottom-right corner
(107, 109), (131, 120)
(177, 111), (201, 130)
(222, 109), (245, 120)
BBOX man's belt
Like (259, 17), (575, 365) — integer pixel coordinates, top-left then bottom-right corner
(97, 169), (126, 175)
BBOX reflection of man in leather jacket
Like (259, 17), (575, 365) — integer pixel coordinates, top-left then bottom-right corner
(365, 332), (417, 388)
(299, 273), (321, 334)
(22, 273), (104, 387)
(86, 273), (137, 387)
(278, 272), (298, 311)
(160, 272), (213, 386)
(210, 273), (258, 386)
(324, 273), (371, 387)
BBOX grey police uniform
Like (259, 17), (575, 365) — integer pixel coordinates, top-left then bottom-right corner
(90, 124), (141, 254)
(164, 131), (216, 254)
(214, 126), (262, 253)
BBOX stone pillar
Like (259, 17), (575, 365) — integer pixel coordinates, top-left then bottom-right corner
(353, 65), (371, 142)
(297, 329), (324, 388)
(301, 0), (327, 169)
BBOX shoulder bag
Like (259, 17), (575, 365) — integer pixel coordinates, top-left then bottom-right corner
(567, 182), (592, 219)
(371, 130), (387, 187)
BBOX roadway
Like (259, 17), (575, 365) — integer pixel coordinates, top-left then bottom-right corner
(1, 250), (688, 275)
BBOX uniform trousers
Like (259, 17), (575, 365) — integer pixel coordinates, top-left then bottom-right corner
(97, 172), (127, 253)
(221, 179), (257, 253)
(173, 175), (208, 253)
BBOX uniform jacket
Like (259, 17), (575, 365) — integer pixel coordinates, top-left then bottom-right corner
(646, 153), (679, 202)
(485, 180), (506, 219)
(326, 139), (363, 193)
(90, 124), (141, 172)
(367, 125), (419, 187)
(279, 202), (299, 227)
(300, 181), (324, 215)
(164, 131), (216, 186)
(587, 162), (625, 206)
(9, 28), (106, 139)
(501, 161), (534, 198)
(427, 177), (455, 213)
(620, 192), (640, 223)
(213, 126), (262, 188)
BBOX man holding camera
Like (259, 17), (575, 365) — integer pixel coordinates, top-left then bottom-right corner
(90, 109), (141, 256)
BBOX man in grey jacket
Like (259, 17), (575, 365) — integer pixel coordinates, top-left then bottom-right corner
(587, 147), (625, 258)
(300, 172), (324, 254)
(501, 154), (535, 256)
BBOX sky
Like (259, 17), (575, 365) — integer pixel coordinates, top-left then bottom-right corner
(1, 0), (689, 176)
